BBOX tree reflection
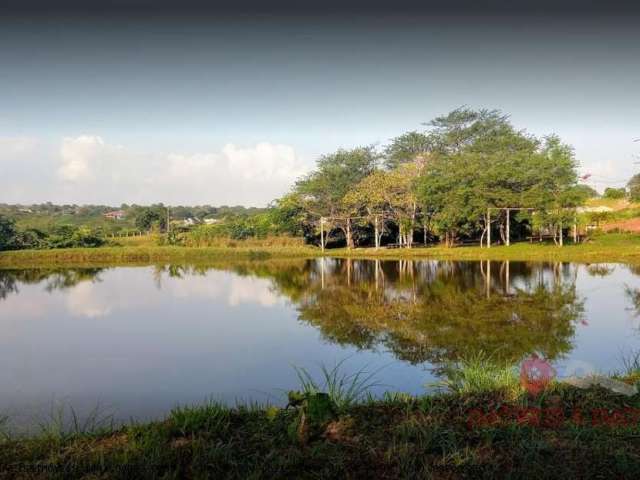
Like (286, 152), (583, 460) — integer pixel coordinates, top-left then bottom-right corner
(263, 259), (584, 370)
(0, 268), (105, 300)
(1, 259), (585, 373)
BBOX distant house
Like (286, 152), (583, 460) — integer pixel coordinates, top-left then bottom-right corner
(576, 206), (614, 213)
(182, 217), (199, 226)
(203, 218), (221, 225)
(104, 210), (126, 220)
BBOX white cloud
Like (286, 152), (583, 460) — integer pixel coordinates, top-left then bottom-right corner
(49, 136), (308, 206)
(152, 142), (308, 205)
(223, 142), (301, 181)
(58, 135), (106, 182)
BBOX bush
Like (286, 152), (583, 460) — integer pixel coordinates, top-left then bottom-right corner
(603, 187), (626, 200)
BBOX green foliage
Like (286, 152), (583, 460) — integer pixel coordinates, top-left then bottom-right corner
(134, 205), (167, 232)
(574, 184), (599, 199)
(46, 225), (105, 248)
(603, 187), (626, 199)
(417, 125), (581, 244)
(384, 131), (432, 168)
(267, 107), (586, 248)
(169, 401), (230, 437)
(0, 215), (17, 250)
(296, 146), (380, 214)
(268, 194), (308, 237)
(293, 360), (383, 411)
(0, 214), (104, 251)
(185, 213), (275, 244)
(438, 352), (521, 396)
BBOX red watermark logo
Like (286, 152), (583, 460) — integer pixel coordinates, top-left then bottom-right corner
(520, 353), (556, 396)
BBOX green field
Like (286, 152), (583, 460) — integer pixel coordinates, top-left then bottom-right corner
(2, 233), (640, 268)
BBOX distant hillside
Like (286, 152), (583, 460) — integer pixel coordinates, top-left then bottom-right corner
(0, 203), (269, 235)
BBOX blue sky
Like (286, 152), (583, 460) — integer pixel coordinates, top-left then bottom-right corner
(1, 13), (639, 205)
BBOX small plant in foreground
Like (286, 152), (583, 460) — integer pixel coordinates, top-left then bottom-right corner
(438, 351), (521, 397)
(293, 359), (384, 410)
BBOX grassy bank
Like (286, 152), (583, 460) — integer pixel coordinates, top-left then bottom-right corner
(329, 233), (640, 263)
(2, 233), (640, 268)
(3, 380), (640, 478)
(0, 245), (319, 269)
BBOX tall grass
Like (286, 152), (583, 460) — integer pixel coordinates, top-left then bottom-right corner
(437, 352), (521, 397)
(169, 399), (231, 436)
(35, 402), (115, 440)
(0, 414), (9, 442)
(293, 359), (385, 410)
(614, 349), (640, 387)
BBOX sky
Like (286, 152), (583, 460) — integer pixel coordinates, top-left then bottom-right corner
(1, 1), (640, 206)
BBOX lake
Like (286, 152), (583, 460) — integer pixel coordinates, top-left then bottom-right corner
(2, 259), (640, 430)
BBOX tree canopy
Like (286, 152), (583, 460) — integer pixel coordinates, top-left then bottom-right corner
(280, 107), (586, 248)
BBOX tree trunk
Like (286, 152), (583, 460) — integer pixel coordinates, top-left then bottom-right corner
(346, 218), (353, 249)
(559, 220), (563, 247)
(499, 221), (506, 245)
(374, 216), (380, 250)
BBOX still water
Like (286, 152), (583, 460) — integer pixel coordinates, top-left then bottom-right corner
(1, 259), (640, 428)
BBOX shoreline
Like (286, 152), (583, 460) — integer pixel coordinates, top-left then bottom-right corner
(2, 380), (640, 478)
(2, 233), (640, 268)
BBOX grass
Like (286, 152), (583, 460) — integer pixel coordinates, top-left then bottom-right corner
(3, 361), (640, 478)
(437, 352), (521, 398)
(293, 359), (385, 410)
(3, 232), (640, 268)
(0, 245), (319, 268)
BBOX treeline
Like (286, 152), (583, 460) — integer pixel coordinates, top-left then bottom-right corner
(272, 107), (595, 248)
(0, 203), (271, 251)
(0, 203), (266, 221)
(0, 217), (104, 251)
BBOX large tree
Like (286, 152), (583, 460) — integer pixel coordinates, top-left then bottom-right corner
(295, 146), (379, 248)
(344, 163), (421, 248)
(417, 114), (582, 246)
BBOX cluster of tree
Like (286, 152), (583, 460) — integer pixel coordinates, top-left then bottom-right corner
(182, 211), (300, 246)
(599, 175), (640, 201)
(277, 108), (588, 248)
(0, 215), (104, 251)
(0, 203), (118, 217)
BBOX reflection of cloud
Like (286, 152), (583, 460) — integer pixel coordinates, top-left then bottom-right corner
(66, 283), (112, 318)
(167, 273), (281, 308)
(228, 277), (280, 307)
(169, 275), (225, 300)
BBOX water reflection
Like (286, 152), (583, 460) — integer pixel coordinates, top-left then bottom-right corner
(0, 268), (104, 300)
(2, 259), (640, 427)
(276, 260), (584, 369)
(0, 260), (586, 369)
